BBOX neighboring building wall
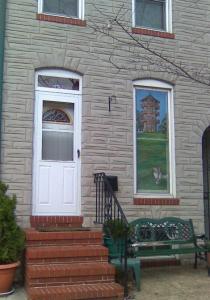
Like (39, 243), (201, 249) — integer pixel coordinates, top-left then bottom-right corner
(0, 0), (6, 157)
(2, 0), (210, 233)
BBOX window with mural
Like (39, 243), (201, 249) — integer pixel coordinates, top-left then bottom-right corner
(135, 88), (170, 193)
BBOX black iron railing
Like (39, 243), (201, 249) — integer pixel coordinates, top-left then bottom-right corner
(94, 172), (129, 296)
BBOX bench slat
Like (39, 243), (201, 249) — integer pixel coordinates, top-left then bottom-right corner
(133, 246), (206, 257)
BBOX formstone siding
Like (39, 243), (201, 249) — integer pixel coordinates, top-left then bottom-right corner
(2, 0), (210, 233)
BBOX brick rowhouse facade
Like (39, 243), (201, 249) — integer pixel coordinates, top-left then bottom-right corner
(2, 0), (210, 237)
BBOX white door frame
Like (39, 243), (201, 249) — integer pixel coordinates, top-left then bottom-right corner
(33, 69), (82, 216)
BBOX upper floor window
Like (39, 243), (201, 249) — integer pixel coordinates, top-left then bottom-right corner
(134, 80), (175, 196)
(134, 0), (172, 32)
(38, 0), (84, 19)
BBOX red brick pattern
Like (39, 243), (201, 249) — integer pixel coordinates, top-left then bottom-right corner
(26, 245), (108, 261)
(133, 198), (180, 205)
(30, 215), (83, 228)
(26, 225), (124, 299)
(28, 283), (124, 300)
(26, 263), (115, 287)
(132, 27), (175, 39)
(27, 263), (115, 279)
(27, 238), (102, 246)
(28, 275), (115, 287)
(37, 14), (86, 26)
(25, 229), (102, 246)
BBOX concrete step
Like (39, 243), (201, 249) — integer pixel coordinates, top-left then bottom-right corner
(28, 283), (124, 300)
(26, 245), (108, 264)
(25, 229), (103, 246)
(26, 262), (115, 287)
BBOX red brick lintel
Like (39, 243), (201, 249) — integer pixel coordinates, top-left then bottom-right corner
(37, 14), (86, 27)
(133, 198), (180, 206)
(132, 27), (175, 39)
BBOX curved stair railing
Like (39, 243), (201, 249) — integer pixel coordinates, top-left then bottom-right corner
(94, 172), (129, 296)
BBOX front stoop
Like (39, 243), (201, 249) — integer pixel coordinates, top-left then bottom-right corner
(25, 218), (124, 300)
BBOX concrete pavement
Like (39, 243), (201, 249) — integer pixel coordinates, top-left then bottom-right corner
(134, 264), (210, 300)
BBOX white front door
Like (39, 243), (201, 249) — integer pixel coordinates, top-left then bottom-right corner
(33, 91), (81, 215)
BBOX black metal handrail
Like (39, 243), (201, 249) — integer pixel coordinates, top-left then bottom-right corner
(94, 172), (129, 296)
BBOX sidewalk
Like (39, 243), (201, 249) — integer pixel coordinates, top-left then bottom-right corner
(0, 288), (27, 300)
(134, 264), (210, 300)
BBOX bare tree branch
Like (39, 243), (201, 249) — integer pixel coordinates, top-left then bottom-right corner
(88, 3), (210, 87)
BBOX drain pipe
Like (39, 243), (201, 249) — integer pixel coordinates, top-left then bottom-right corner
(0, 0), (7, 167)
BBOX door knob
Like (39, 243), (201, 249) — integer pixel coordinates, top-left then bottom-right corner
(77, 149), (80, 158)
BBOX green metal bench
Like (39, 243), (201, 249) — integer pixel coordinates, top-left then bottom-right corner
(104, 236), (141, 290)
(129, 217), (207, 268)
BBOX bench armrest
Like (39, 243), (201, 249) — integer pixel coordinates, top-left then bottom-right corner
(195, 234), (206, 240)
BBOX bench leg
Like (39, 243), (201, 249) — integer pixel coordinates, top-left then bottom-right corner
(194, 253), (198, 269)
(207, 252), (210, 276)
(132, 264), (141, 291)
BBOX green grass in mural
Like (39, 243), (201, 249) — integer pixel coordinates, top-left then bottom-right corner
(136, 132), (169, 192)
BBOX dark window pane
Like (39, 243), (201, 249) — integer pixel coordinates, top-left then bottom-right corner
(135, 0), (166, 31)
(136, 89), (169, 193)
(43, 0), (78, 18)
(38, 75), (79, 90)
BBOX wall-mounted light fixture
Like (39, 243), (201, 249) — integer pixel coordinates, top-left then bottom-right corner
(108, 95), (116, 112)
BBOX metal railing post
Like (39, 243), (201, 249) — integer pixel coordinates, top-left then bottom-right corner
(94, 172), (129, 297)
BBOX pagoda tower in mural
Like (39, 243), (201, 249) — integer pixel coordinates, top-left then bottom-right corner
(140, 95), (160, 133)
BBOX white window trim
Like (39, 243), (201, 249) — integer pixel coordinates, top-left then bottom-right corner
(133, 79), (176, 197)
(132, 0), (172, 33)
(35, 69), (82, 95)
(38, 0), (85, 20)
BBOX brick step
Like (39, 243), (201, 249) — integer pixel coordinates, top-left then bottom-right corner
(26, 245), (108, 264)
(28, 283), (124, 300)
(25, 229), (103, 246)
(30, 216), (83, 229)
(26, 262), (115, 287)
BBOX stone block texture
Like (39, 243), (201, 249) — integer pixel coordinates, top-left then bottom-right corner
(2, 0), (210, 232)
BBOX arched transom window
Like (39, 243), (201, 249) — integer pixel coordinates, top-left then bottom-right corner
(43, 109), (71, 123)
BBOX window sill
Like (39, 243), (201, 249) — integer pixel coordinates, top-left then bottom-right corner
(37, 14), (86, 27)
(132, 27), (175, 39)
(133, 197), (180, 205)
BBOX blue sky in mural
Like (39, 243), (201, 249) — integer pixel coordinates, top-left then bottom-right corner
(136, 89), (168, 123)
